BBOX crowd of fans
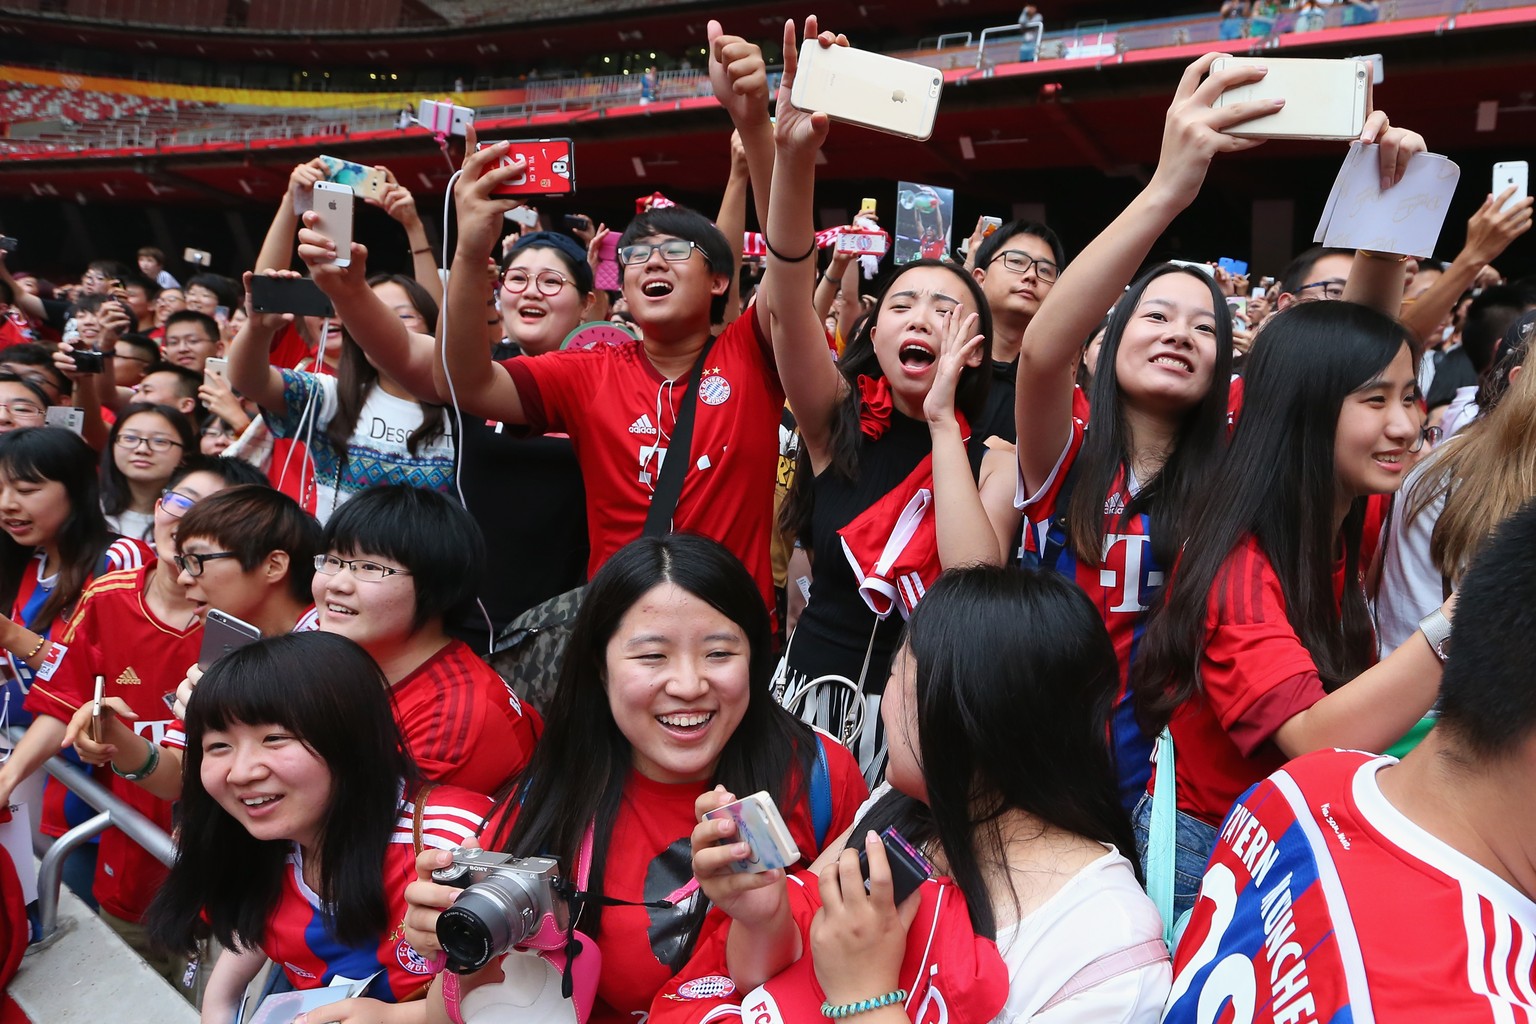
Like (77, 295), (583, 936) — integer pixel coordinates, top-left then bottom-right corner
(0, 15), (1534, 1024)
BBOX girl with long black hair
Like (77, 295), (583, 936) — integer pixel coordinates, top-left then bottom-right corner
(402, 534), (868, 1024)
(148, 631), (493, 1023)
(682, 565), (1169, 1022)
(1132, 300), (1455, 916)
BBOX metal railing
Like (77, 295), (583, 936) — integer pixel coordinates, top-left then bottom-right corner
(0, 0), (1529, 159)
(5, 726), (175, 945)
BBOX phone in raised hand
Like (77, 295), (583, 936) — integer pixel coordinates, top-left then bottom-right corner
(311, 181), (354, 269)
(703, 791), (801, 873)
(1494, 161), (1529, 214)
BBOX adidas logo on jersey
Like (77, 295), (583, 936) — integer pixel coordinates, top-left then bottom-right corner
(628, 414), (658, 435)
(116, 667), (142, 687)
(1104, 492), (1127, 516)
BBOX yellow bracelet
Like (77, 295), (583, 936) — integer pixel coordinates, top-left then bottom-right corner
(24, 634), (46, 660)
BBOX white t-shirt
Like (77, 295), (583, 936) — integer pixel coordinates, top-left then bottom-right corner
(104, 507), (156, 548)
(1373, 458), (1449, 656)
(263, 369), (456, 523)
(991, 849), (1168, 1023)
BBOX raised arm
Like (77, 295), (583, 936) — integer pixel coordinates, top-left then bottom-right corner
(255, 158), (325, 273)
(226, 271), (297, 412)
(436, 134), (530, 423)
(708, 21), (774, 231)
(1340, 112), (1428, 315)
(763, 17), (848, 464)
(926, 308), (1006, 568)
(374, 167), (445, 309)
(1015, 53), (1269, 493)
(297, 216), (443, 402)
(1401, 187), (1533, 344)
(715, 132), (751, 326)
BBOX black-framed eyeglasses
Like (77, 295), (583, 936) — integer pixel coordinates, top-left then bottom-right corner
(158, 490), (196, 518)
(201, 423), (239, 440)
(313, 554), (412, 582)
(618, 240), (699, 266)
(991, 249), (1059, 283)
(1409, 424), (1444, 454)
(173, 550), (239, 577)
(116, 432), (183, 453)
(502, 269), (571, 296)
(1295, 279), (1347, 302)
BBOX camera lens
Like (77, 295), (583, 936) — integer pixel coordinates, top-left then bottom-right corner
(435, 873), (544, 973)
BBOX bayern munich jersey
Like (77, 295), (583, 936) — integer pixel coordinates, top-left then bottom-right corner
(1165, 749), (1536, 1023)
(265, 786), (491, 1001)
(1016, 418), (1161, 810)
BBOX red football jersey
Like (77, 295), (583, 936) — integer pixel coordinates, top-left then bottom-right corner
(264, 785), (491, 1000)
(502, 309), (785, 612)
(1017, 418), (1165, 809)
(1167, 750), (1536, 1023)
(1160, 537), (1326, 825)
(25, 564), (199, 921)
(387, 639), (541, 795)
(480, 743), (867, 1024)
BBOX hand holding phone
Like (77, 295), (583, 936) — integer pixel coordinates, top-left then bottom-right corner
(1211, 57), (1370, 140)
(856, 826), (934, 905)
(703, 791), (801, 873)
(90, 675), (106, 744)
(1493, 161), (1529, 215)
(311, 182), (354, 269)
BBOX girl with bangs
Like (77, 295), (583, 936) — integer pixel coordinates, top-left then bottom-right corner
(148, 632), (493, 1023)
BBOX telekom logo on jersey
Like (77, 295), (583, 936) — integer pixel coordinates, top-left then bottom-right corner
(1099, 533), (1165, 614)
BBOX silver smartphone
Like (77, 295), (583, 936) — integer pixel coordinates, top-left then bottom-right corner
(790, 41), (943, 142)
(1494, 161), (1529, 214)
(198, 608), (262, 671)
(311, 181), (354, 268)
(1211, 57), (1370, 141)
(44, 406), (84, 435)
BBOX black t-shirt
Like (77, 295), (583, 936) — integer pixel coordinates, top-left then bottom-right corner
(449, 347), (589, 648)
(1425, 347), (1478, 410)
(787, 393), (1013, 690)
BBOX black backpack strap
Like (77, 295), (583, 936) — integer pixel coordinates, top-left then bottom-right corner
(642, 334), (719, 539)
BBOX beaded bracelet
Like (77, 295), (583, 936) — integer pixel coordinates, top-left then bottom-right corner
(821, 989), (907, 1019)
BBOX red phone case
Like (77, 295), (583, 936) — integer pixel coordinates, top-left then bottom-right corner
(484, 138), (575, 198)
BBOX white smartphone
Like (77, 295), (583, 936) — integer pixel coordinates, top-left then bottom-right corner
(183, 247), (212, 267)
(416, 99), (474, 137)
(790, 41), (943, 141)
(311, 181), (354, 268)
(203, 356), (230, 384)
(90, 675), (105, 743)
(1494, 161), (1529, 214)
(1211, 57), (1371, 141)
(44, 406), (84, 435)
(507, 206), (540, 229)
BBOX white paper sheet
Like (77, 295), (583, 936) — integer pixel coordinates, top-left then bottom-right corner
(1314, 142), (1461, 258)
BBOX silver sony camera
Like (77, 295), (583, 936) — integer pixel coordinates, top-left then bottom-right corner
(432, 848), (567, 973)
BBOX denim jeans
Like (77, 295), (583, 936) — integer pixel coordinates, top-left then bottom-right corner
(1132, 793), (1220, 922)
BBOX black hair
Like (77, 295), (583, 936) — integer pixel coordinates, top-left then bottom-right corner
(100, 404), (196, 529)
(1134, 301), (1413, 729)
(176, 485), (321, 604)
(1066, 264), (1233, 568)
(781, 259), (994, 545)
(147, 632), (417, 954)
(1278, 245), (1352, 300)
(1475, 310), (1536, 413)
(972, 220), (1066, 275)
(163, 309), (220, 343)
(184, 273), (241, 311)
(1462, 284), (1536, 376)
(0, 371), (51, 409)
(85, 259), (133, 284)
(122, 271), (161, 302)
(884, 565), (1136, 937)
(619, 206), (733, 323)
(1076, 315), (1110, 392)
(366, 273), (441, 334)
(116, 334), (161, 365)
(0, 427), (115, 630)
(0, 343), (70, 398)
(484, 534), (819, 953)
(1436, 500), (1536, 758)
(141, 362), (203, 400)
(321, 485), (484, 632)
(501, 232), (595, 296)
(167, 454), (270, 491)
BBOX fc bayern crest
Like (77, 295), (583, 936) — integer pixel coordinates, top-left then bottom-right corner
(699, 372), (731, 406)
(677, 975), (736, 999)
(397, 938), (434, 975)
